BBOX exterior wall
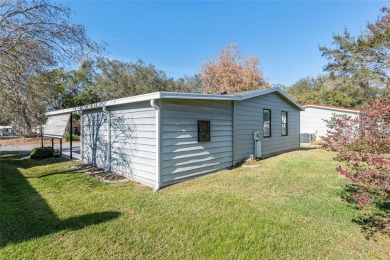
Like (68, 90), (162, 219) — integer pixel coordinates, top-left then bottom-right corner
(82, 108), (108, 168)
(82, 101), (156, 186)
(300, 107), (358, 139)
(234, 93), (300, 163)
(161, 99), (233, 186)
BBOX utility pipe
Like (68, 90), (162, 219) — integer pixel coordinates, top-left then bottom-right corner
(70, 113), (73, 159)
(150, 99), (161, 191)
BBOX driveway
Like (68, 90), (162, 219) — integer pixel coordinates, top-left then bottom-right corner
(0, 142), (81, 161)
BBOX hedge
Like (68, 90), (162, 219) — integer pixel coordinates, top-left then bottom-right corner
(30, 147), (53, 159)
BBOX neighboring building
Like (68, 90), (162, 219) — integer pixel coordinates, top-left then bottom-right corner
(45, 88), (303, 189)
(0, 126), (14, 136)
(31, 125), (45, 134)
(65, 121), (80, 135)
(300, 104), (360, 142)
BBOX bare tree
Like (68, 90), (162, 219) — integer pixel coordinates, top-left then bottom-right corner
(200, 43), (269, 94)
(0, 0), (100, 131)
(0, 0), (99, 67)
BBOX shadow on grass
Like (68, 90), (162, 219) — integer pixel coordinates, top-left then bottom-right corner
(339, 184), (390, 239)
(299, 146), (321, 151)
(339, 184), (359, 206)
(0, 152), (28, 159)
(0, 152), (120, 248)
(353, 209), (390, 240)
(26, 169), (80, 179)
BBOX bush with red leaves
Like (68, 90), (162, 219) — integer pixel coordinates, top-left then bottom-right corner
(322, 94), (390, 207)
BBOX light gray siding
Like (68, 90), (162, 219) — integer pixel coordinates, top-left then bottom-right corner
(300, 106), (358, 139)
(161, 99), (233, 185)
(82, 108), (108, 167)
(234, 92), (300, 163)
(81, 92), (300, 188)
(82, 101), (156, 186)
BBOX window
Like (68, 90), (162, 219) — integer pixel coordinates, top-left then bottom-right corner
(263, 109), (271, 137)
(281, 111), (288, 136)
(198, 120), (211, 142)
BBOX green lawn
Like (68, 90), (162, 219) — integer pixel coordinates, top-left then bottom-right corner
(0, 149), (388, 259)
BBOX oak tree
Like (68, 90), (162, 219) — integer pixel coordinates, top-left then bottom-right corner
(200, 43), (269, 94)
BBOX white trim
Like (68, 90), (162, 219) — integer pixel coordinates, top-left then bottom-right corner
(150, 99), (161, 192)
(45, 87), (304, 116)
(46, 92), (161, 116)
(302, 104), (360, 113)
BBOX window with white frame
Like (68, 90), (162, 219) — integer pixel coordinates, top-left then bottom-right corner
(263, 109), (271, 137)
(281, 111), (288, 136)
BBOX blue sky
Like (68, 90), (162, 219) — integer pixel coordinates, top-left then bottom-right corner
(61, 1), (388, 86)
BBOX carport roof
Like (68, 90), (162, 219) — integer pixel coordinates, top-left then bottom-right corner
(46, 87), (303, 116)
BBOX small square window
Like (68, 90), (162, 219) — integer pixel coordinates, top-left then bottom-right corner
(198, 120), (210, 142)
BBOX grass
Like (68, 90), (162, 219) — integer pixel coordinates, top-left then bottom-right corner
(0, 149), (389, 259)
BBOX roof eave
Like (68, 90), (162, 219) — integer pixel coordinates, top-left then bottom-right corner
(45, 87), (304, 116)
(45, 92), (162, 116)
(302, 104), (360, 113)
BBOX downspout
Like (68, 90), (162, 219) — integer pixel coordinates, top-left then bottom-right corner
(150, 99), (161, 191)
(77, 110), (83, 163)
(232, 100), (236, 166)
(103, 106), (111, 171)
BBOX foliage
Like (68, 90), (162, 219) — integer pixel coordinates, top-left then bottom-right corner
(1, 55), (203, 129)
(322, 93), (390, 207)
(320, 8), (390, 88)
(91, 58), (195, 101)
(36, 60), (99, 111)
(29, 147), (53, 159)
(285, 75), (382, 108)
(200, 43), (269, 94)
(65, 132), (80, 142)
(174, 74), (203, 94)
(287, 7), (389, 109)
(1, 150), (388, 258)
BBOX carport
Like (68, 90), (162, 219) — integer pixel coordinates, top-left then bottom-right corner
(43, 112), (77, 160)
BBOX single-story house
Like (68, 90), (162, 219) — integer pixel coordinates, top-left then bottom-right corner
(31, 125), (45, 134)
(44, 87), (303, 190)
(300, 104), (360, 142)
(0, 126), (14, 136)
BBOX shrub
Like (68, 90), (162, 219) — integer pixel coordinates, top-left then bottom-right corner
(24, 132), (38, 138)
(65, 132), (80, 141)
(322, 93), (390, 207)
(30, 147), (53, 159)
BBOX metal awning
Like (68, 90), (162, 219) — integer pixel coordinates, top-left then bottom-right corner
(43, 113), (71, 138)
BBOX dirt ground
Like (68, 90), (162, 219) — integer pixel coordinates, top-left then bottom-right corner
(0, 137), (74, 146)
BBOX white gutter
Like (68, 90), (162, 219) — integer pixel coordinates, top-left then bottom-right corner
(102, 106), (111, 171)
(46, 87), (304, 116)
(302, 104), (360, 113)
(150, 99), (161, 191)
